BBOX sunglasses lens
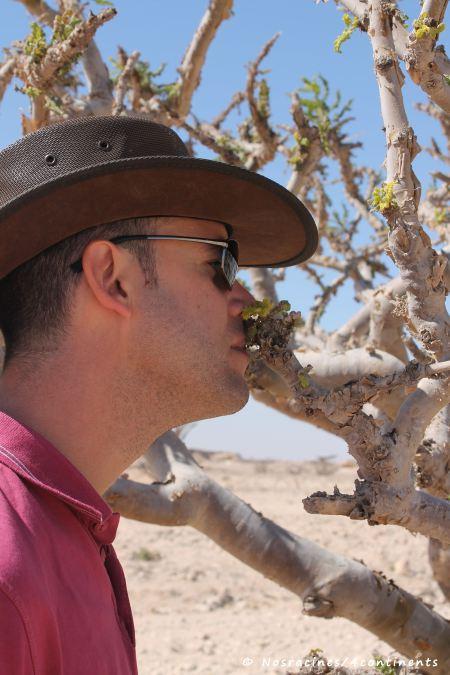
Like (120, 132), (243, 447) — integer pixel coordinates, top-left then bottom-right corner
(222, 248), (239, 288)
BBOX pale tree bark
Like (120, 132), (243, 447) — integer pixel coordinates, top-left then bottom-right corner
(404, 0), (450, 113)
(416, 405), (450, 601)
(0, 58), (16, 105)
(247, 268), (279, 303)
(328, 0), (450, 113)
(174, 0), (234, 120)
(104, 431), (450, 675)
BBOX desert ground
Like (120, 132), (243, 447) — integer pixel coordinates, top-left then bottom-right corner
(112, 450), (449, 675)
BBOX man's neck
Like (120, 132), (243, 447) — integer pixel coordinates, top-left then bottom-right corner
(0, 358), (164, 495)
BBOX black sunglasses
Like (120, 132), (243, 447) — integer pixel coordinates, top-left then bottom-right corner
(69, 235), (240, 290)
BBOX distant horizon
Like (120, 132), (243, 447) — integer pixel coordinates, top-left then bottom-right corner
(188, 444), (357, 465)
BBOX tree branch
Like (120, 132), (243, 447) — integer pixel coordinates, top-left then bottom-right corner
(175, 0), (234, 120)
(404, 1), (450, 113)
(0, 57), (16, 105)
(367, 0), (449, 361)
(245, 32), (280, 159)
(112, 49), (140, 115)
(103, 431), (450, 673)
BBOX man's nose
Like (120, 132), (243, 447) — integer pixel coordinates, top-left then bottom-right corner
(228, 279), (256, 316)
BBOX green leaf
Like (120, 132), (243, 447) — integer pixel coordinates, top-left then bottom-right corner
(297, 373), (310, 389)
(24, 22), (48, 63)
(334, 13), (359, 54)
(370, 181), (398, 214)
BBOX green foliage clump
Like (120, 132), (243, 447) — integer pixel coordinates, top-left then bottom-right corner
(257, 78), (270, 119)
(242, 298), (275, 321)
(413, 12), (445, 40)
(297, 372), (310, 389)
(370, 181), (398, 214)
(287, 130), (311, 167)
(21, 85), (43, 98)
(44, 96), (65, 115)
(24, 22), (48, 63)
(18, 84), (65, 115)
(93, 0), (115, 6)
(50, 11), (81, 45)
(334, 13), (360, 54)
(214, 133), (248, 164)
(109, 56), (180, 103)
(23, 11), (83, 82)
(293, 75), (353, 154)
(135, 60), (166, 90)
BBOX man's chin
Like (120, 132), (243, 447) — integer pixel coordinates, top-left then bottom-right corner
(188, 375), (250, 423)
(221, 377), (250, 416)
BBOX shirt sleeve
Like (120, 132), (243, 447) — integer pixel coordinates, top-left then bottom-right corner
(0, 586), (34, 674)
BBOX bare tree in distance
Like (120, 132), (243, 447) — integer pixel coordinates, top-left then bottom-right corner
(0, 0), (449, 672)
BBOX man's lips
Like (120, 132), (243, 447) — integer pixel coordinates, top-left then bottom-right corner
(230, 339), (246, 350)
(230, 340), (249, 361)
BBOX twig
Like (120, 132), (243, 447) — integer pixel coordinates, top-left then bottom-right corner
(211, 90), (245, 127)
(245, 32), (280, 158)
(112, 49), (140, 115)
(0, 57), (16, 105)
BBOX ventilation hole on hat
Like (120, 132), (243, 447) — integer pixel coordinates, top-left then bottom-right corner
(98, 140), (112, 151)
(45, 154), (57, 166)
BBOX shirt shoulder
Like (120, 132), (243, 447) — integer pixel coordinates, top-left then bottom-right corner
(0, 461), (96, 588)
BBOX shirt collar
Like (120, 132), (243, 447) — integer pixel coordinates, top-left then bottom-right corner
(0, 410), (120, 544)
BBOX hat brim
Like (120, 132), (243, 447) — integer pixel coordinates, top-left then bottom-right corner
(0, 155), (318, 278)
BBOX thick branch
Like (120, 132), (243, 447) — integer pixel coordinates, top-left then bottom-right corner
(175, 0), (234, 119)
(367, 0), (449, 360)
(103, 432), (450, 673)
(404, 1), (450, 113)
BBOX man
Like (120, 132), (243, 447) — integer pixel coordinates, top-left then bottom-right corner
(0, 115), (318, 673)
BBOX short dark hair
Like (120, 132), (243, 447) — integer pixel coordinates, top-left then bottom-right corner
(0, 216), (158, 369)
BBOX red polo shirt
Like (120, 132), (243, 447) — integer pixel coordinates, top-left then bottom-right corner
(0, 411), (138, 674)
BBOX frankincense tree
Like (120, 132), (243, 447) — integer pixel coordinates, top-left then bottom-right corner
(1, 0), (449, 672)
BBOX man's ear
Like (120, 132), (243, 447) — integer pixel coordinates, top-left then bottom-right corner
(79, 240), (134, 319)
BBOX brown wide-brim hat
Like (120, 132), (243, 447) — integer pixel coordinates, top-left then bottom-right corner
(0, 115), (318, 279)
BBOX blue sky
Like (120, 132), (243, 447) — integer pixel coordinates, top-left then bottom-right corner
(0, 1), (447, 461)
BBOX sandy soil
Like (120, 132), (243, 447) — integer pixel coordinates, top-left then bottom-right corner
(112, 451), (449, 675)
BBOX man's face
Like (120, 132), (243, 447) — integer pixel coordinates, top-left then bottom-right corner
(126, 217), (256, 427)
